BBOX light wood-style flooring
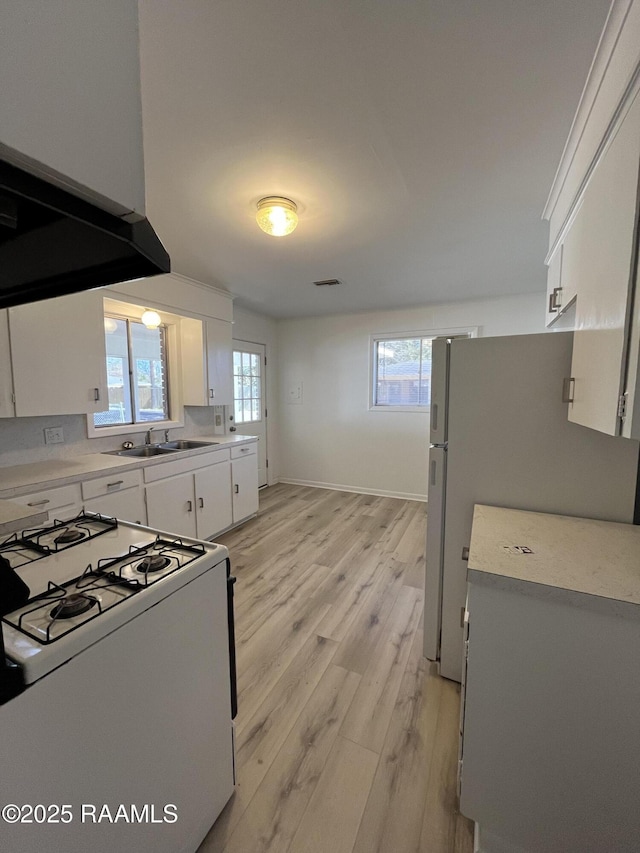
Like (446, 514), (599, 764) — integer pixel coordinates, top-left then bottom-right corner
(198, 484), (473, 853)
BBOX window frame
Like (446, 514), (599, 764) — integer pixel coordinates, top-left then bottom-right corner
(369, 327), (478, 413)
(87, 309), (184, 439)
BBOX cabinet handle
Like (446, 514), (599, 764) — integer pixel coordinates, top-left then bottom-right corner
(27, 498), (50, 507)
(562, 377), (575, 404)
(209, 388), (215, 399)
(107, 480), (124, 488)
(551, 287), (562, 310)
(240, 447), (249, 453)
(94, 388), (101, 402)
(187, 500), (193, 512)
(198, 497), (204, 508)
(234, 484), (239, 494)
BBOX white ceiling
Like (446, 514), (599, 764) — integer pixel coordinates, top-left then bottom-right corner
(138, 0), (611, 319)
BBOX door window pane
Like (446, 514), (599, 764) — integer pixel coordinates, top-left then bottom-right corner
(233, 348), (263, 423)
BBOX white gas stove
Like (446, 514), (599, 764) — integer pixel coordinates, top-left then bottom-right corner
(0, 510), (236, 853)
(1, 510), (228, 685)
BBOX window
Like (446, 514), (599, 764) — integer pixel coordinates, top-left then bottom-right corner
(233, 349), (262, 424)
(93, 316), (169, 428)
(370, 329), (476, 412)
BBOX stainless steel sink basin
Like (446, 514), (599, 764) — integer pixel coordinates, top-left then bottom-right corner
(103, 439), (218, 458)
(105, 445), (178, 458)
(158, 440), (217, 450)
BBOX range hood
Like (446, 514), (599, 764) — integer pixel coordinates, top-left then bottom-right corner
(0, 159), (170, 309)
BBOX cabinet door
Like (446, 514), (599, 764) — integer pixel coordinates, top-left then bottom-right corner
(145, 473), (197, 539)
(9, 290), (107, 417)
(567, 93), (640, 435)
(84, 489), (146, 526)
(195, 461), (233, 539)
(0, 310), (15, 418)
(206, 319), (233, 406)
(232, 455), (259, 523)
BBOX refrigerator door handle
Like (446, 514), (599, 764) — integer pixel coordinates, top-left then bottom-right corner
(430, 459), (438, 486)
(432, 402), (438, 433)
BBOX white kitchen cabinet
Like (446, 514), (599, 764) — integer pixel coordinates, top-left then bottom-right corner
(563, 91), (640, 436)
(181, 317), (233, 407)
(8, 290), (107, 417)
(11, 483), (82, 524)
(231, 446), (259, 523)
(145, 453), (235, 539)
(146, 472), (197, 540)
(81, 470), (146, 525)
(0, 0), (145, 216)
(0, 310), (14, 418)
(195, 461), (233, 539)
(460, 505), (640, 853)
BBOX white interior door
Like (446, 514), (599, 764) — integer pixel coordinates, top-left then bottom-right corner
(232, 341), (268, 487)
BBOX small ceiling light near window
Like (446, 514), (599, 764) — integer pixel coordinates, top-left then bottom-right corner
(256, 197), (298, 237)
(141, 309), (161, 329)
(103, 317), (118, 334)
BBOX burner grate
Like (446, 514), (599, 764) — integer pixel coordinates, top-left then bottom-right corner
(21, 511), (118, 553)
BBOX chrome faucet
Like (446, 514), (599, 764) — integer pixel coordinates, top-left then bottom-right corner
(145, 427), (155, 446)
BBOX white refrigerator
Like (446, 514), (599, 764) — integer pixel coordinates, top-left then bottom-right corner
(424, 332), (640, 682)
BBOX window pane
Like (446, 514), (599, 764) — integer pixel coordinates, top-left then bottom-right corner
(233, 351), (242, 371)
(374, 336), (431, 408)
(251, 399), (260, 421)
(250, 353), (260, 374)
(94, 318), (133, 426)
(243, 399), (252, 421)
(242, 352), (251, 373)
(130, 322), (168, 422)
(234, 400), (244, 423)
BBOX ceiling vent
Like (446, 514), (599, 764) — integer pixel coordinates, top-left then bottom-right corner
(313, 278), (342, 287)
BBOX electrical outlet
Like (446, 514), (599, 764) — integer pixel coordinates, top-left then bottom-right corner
(44, 426), (64, 445)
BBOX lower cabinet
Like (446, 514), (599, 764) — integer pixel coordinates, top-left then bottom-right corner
(11, 483), (82, 524)
(145, 456), (234, 540)
(81, 471), (146, 525)
(231, 446), (259, 523)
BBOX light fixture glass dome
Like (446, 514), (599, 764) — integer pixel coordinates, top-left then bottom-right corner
(141, 309), (161, 329)
(256, 197), (298, 237)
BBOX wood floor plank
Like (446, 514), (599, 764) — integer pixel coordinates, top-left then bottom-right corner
(339, 584), (424, 754)
(199, 632), (339, 850)
(289, 735), (379, 853)
(219, 664), (361, 853)
(351, 631), (444, 853)
(419, 677), (465, 851)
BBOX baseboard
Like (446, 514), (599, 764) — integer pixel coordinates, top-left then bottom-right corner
(276, 477), (427, 502)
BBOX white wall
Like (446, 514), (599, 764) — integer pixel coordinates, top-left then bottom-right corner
(232, 308), (279, 485)
(276, 292), (546, 500)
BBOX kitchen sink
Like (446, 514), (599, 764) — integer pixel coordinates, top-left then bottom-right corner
(105, 446), (178, 458)
(158, 440), (218, 450)
(103, 439), (218, 458)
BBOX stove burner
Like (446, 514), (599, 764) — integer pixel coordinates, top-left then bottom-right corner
(135, 554), (172, 574)
(50, 594), (98, 620)
(54, 528), (86, 545)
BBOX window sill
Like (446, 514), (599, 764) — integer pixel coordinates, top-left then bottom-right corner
(369, 405), (431, 413)
(86, 418), (185, 439)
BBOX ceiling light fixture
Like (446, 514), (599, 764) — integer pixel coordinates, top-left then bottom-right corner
(256, 196), (298, 237)
(141, 309), (161, 329)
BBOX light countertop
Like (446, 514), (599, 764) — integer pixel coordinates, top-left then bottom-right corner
(0, 434), (258, 500)
(468, 504), (640, 609)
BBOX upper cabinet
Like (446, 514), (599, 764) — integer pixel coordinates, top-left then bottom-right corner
(0, 0), (145, 217)
(181, 317), (233, 407)
(9, 291), (107, 417)
(543, 0), (640, 437)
